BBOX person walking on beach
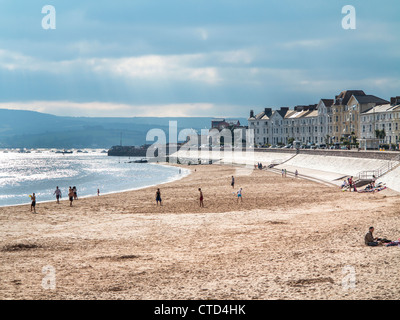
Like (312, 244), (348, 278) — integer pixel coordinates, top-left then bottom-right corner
(54, 186), (62, 204)
(68, 187), (74, 207)
(231, 176), (235, 189)
(156, 188), (162, 206)
(198, 188), (204, 207)
(30, 193), (36, 213)
(237, 188), (243, 204)
(97, 189), (100, 196)
(284, 169), (287, 177)
(73, 186), (78, 200)
(281, 169), (284, 177)
(295, 170), (298, 178)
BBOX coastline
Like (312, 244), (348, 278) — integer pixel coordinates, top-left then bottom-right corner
(1, 163), (399, 300)
(0, 162), (191, 209)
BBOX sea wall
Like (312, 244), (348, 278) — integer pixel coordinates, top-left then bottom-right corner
(380, 166), (400, 193)
(172, 148), (400, 192)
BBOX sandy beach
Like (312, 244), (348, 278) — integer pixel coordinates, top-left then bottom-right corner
(0, 164), (399, 300)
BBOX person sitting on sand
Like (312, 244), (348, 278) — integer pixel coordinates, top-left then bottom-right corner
(156, 188), (162, 206)
(364, 227), (389, 246)
(68, 187), (74, 207)
(30, 193), (36, 213)
(198, 188), (204, 207)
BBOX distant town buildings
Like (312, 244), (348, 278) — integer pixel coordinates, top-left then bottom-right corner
(248, 90), (400, 150)
(211, 118), (241, 130)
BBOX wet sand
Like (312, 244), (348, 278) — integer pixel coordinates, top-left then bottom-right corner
(0, 164), (399, 300)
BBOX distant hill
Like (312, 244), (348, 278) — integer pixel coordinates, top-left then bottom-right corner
(0, 109), (247, 148)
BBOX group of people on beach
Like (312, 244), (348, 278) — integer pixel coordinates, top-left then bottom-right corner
(30, 185), (86, 213)
(153, 175), (243, 209)
(255, 162), (263, 170)
(341, 174), (386, 193)
(52, 185), (79, 205)
(341, 176), (357, 192)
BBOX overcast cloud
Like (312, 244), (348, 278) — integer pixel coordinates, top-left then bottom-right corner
(0, 0), (399, 117)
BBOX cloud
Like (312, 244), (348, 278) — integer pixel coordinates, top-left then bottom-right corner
(0, 101), (239, 117)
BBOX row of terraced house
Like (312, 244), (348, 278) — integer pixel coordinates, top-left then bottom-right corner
(248, 90), (400, 149)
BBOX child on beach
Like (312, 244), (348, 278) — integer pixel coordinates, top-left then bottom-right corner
(156, 188), (162, 206)
(198, 188), (204, 207)
(30, 193), (36, 213)
(237, 188), (243, 204)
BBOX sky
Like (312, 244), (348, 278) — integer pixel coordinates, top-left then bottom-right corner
(0, 0), (399, 118)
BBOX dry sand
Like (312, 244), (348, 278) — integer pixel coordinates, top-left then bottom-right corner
(0, 164), (399, 300)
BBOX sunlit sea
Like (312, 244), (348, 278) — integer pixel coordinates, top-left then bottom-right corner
(0, 149), (188, 207)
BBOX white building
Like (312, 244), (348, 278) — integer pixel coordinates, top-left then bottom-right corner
(360, 103), (400, 145)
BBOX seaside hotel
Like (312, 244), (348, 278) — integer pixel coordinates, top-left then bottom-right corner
(248, 90), (400, 149)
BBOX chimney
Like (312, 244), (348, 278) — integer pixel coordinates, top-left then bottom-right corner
(391, 96), (400, 106)
(264, 108), (272, 117)
(250, 110), (254, 118)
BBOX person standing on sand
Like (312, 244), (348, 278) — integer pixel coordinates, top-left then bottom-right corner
(68, 187), (74, 207)
(231, 176), (235, 189)
(54, 186), (62, 204)
(156, 188), (162, 206)
(73, 186), (78, 200)
(237, 188), (243, 204)
(198, 188), (204, 207)
(348, 176), (353, 192)
(30, 193), (36, 213)
(284, 169), (287, 177)
(97, 189), (100, 196)
(295, 170), (298, 178)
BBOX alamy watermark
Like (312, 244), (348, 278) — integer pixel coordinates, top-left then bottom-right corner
(342, 265), (356, 290)
(145, 121), (255, 176)
(342, 5), (356, 30)
(42, 5), (56, 30)
(42, 265), (56, 290)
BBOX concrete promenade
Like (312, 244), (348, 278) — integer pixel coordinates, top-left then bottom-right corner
(172, 148), (400, 192)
